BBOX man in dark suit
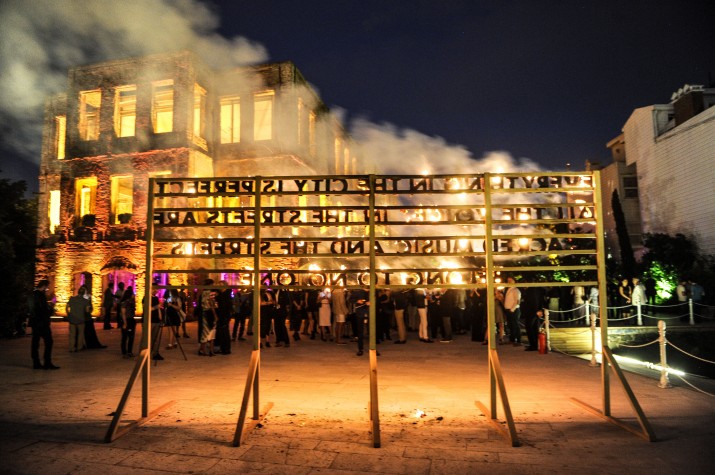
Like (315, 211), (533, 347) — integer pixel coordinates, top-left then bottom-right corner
(29, 279), (59, 369)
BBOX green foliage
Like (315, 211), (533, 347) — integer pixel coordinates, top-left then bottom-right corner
(640, 233), (713, 304)
(648, 261), (676, 302)
(0, 173), (37, 337)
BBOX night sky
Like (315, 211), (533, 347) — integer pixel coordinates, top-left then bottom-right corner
(1, 0), (714, 192)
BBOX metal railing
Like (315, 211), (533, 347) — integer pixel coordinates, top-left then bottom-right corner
(542, 301), (715, 395)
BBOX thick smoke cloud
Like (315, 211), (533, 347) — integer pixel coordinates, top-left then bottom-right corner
(349, 118), (541, 175)
(0, 0), (267, 186)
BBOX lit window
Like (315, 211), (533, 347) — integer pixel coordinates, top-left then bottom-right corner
(111, 176), (134, 224)
(193, 84), (207, 148)
(49, 190), (61, 233)
(55, 116), (66, 159)
(220, 95), (241, 143)
(79, 90), (101, 141)
(152, 80), (173, 133)
(254, 90), (274, 141)
(75, 177), (97, 223)
(114, 85), (136, 137)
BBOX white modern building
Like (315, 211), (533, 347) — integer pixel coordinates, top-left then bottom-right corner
(618, 84), (715, 256)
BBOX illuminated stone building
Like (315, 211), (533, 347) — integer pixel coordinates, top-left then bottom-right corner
(36, 51), (355, 313)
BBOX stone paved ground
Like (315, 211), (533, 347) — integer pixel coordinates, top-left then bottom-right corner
(1, 321), (713, 474)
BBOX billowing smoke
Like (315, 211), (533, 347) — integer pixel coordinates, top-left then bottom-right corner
(349, 118), (541, 175)
(0, 0), (267, 185)
(0, 0), (541, 190)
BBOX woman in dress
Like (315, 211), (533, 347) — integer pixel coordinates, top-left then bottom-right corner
(618, 278), (632, 324)
(164, 289), (182, 349)
(83, 286), (107, 349)
(317, 288), (332, 341)
(259, 289), (276, 348)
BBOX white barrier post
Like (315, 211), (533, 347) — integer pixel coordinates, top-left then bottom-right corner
(585, 301), (590, 326)
(589, 313), (598, 367)
(636, 302), (643, 326)
(689, 299), (695, 326)
(658, 320), (672, 388)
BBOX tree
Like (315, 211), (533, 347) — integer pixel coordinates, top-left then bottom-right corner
(611, 189), (636, 278)
(0, 173), (37, 336)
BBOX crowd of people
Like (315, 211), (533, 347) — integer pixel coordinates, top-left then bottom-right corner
(33, 273), (706, 369)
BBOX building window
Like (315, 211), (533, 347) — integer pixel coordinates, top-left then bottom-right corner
(254, 90), (274, 141)
(75, 177), (97, 224)
(193, 84), (207, 148)
(49, 190), (61, 233)
(79, 90), (101, 141)
(111, 176), (133, 224)
(152, 79), (174, 133)
(623, 176), (639, 198)
(220, 95), (241, 143)
(55, 115), (66, 159)
(114, 85), (136, 137)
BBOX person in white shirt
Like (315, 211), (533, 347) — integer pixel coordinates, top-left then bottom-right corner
(503, 277), (522, 346)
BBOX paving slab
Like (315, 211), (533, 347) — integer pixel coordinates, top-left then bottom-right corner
(1, 321), (713, 474)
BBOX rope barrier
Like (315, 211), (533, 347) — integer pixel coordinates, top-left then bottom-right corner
(672, 374), (715, 397)
(666, 339), (715, 365)
(619, 338), (659, 349)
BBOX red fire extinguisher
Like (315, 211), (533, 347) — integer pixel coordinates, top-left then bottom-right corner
(538, 330), (548, 354)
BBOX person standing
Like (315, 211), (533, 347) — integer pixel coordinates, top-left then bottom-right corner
(454, 288), (467, 335)
(392, 289), (409, 344)
(588, 286), (599, 324)
(119, 286), (136, 358)
(484, 289), (506, 345)
(199, 280), (217, 356)
(29, 279), (59, 370)
(632, 277), (647, 322)
(438, 289), (454, 343)
(273, 289), (292, 348)
(618, 278), (633, 325)
(414, 287), (431, 343)
(521, 285), (545, 351)
(305, 288), (319, 339)
(66, 285), (90, 352)
(164, 289), (182, 350)
(102, 284), (115, 329)
(331, 286), (349, 345)
(503, 277), (522, 346)
(349, 288), (370, 356)
(571, 285), (586, 325)
(289, 289), (307, 341)
(215, 282), (233, 354)
(317, 288), (332, 341)
(259, 289), (276, 348)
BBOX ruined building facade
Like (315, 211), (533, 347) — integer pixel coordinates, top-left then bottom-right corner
(36, 51), (355, 313)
